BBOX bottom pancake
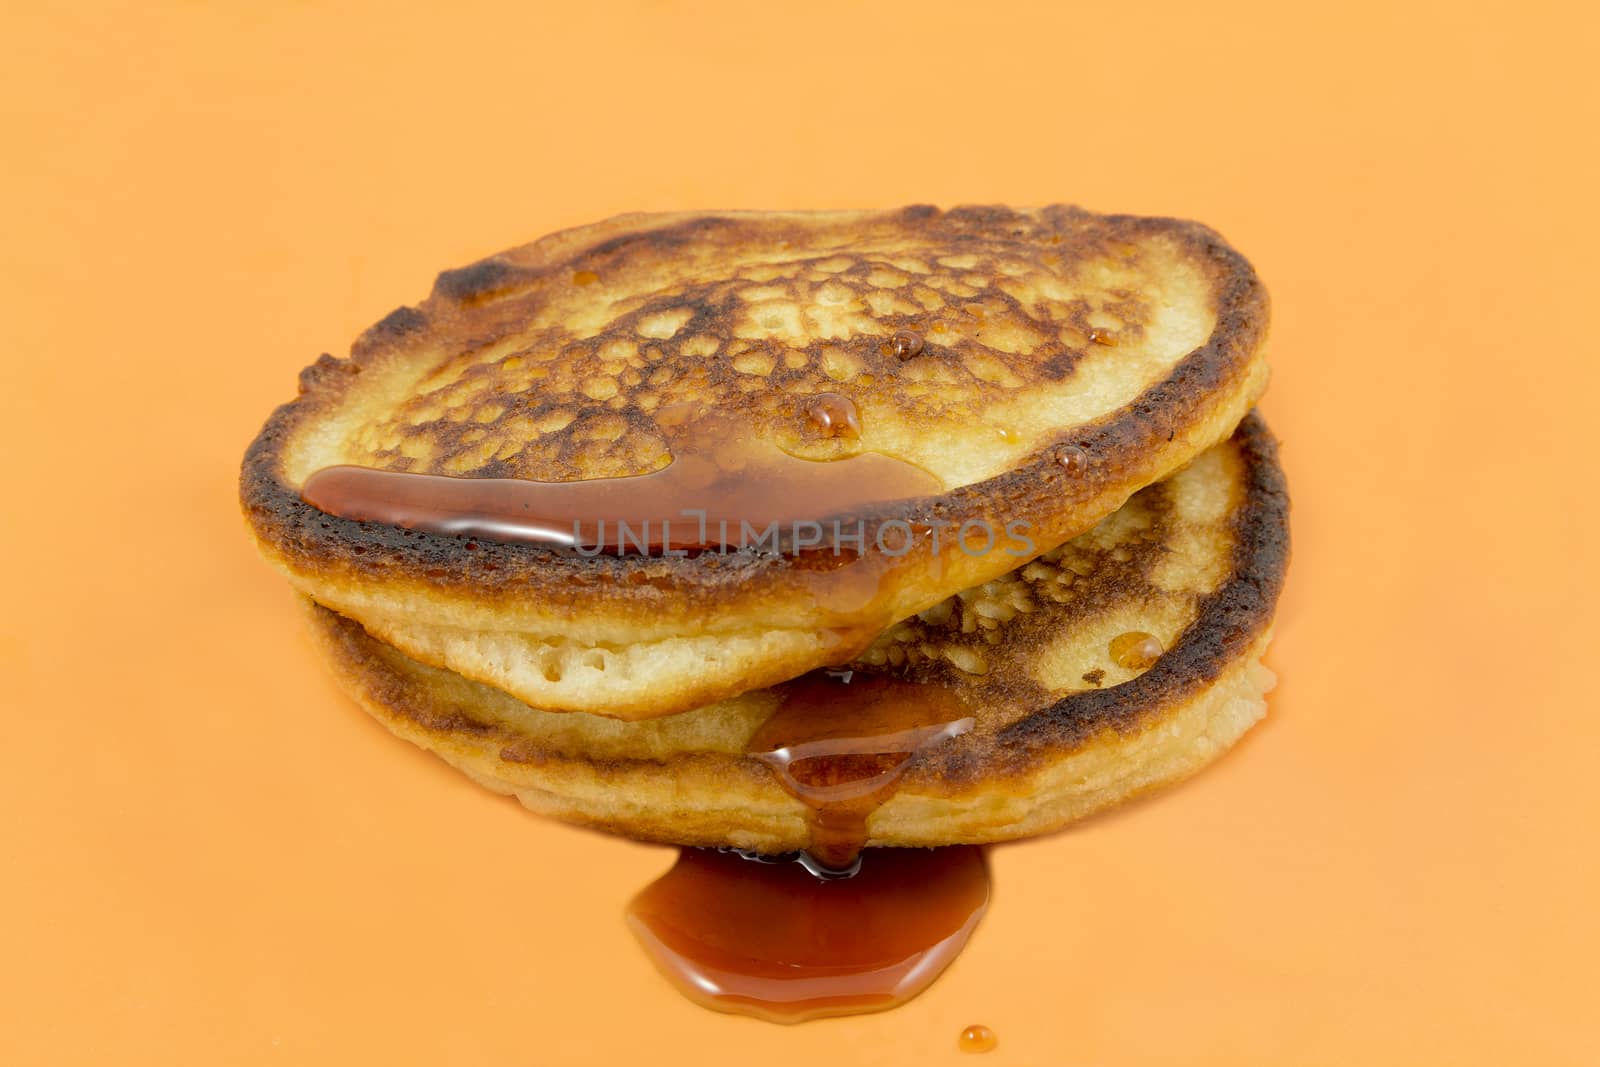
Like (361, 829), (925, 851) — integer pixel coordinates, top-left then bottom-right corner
(305, 413), (1288, 853)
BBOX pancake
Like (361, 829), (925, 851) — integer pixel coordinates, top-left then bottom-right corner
(244, 204), (1271, 719)
(304, 414), (1288, 853)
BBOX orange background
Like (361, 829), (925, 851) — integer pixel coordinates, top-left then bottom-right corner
(4, 2), (1596, 1063)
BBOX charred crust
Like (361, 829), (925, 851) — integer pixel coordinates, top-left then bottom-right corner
(295, 353), (351, 394)
(589, 216), (731, 261)
(944, 203), (1024, 226)
(433, 258), (523, 303)
(975, 411), (1287, 773)
(353, 306), (429, 356)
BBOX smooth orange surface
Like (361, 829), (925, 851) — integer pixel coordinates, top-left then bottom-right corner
(3, 3), (1596, 1063)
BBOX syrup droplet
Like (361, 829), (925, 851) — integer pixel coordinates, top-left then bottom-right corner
(1109, 630), (1163, 669)
(959, 1024), (998, 1053)
(1087, 327), (1118, 346)
(748, 670), (975, 872)
(994, 426), (1019, 444)
(571, 270), (599, 286)
(804, 393), (862, 439)
(1057, 446), (1089, 475)
(627, 846), (990, 1023)
(889, 330), (925, 359)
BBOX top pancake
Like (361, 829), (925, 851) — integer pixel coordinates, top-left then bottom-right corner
(242, 205), (1270, 718)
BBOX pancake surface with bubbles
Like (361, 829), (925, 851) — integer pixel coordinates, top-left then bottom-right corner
(243, 204), (1270, 718)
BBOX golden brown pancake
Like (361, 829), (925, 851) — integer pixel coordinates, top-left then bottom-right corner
(244, 205), (1271, 718)
(304, 415), (1288, 853)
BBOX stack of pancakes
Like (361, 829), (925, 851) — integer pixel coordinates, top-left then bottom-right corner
(241, 205), (1287, 863)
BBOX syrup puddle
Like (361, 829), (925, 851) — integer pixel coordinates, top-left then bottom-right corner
(627, 846), (990, 1023)
(629, 667), (985, 1022)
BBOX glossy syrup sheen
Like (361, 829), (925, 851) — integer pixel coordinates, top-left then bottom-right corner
(627, 846), (990, 1024)
(748, 669), (975, 872)
(299, 404), (942, 553)
(959, 1023), (999, 1053)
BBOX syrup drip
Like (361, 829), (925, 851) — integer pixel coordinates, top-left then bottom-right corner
(747, 669), (975, 873)
(301, 405), (940, 555)
(627, 845), (990, 1023)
